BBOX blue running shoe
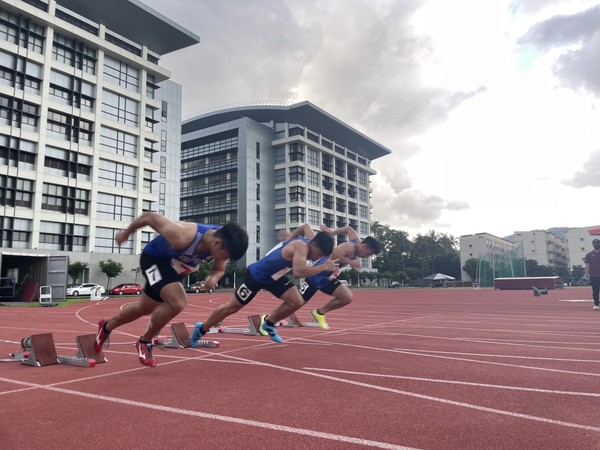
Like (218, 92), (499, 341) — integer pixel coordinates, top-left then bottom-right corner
(189, 322), (205, 348)
(260, 315), (284, 343)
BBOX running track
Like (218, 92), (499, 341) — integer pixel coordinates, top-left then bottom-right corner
(1, 287), (600, 449)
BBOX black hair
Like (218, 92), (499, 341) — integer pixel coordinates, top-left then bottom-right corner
(215, 223), (249, 261)
(362, 236), (381, 255)
(311, 231), (334, 255)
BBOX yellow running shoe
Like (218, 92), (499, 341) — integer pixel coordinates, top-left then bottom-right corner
(311, 309), (329, 330)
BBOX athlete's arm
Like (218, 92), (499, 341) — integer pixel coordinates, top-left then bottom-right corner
(287, 241), (338, 278)
(332, 243), (362, 269)
(288, 223), (316, 240)
(115, 212), (196, 249)
(204, 257), (227, 289)
(321, 224), (359, 241)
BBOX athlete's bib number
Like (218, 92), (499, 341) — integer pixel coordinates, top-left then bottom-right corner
(145, 264), (162, 286)
(299, 281), (309, 295)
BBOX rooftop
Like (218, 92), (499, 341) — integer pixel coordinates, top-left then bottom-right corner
(183, 101), (392, 161)
(56, 0), (200, 54)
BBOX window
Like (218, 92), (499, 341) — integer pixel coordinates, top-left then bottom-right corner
(0, 94), (39, 131)
(49, 70), (94, 111)
(323, 194), (333, 209)
(39, 221), (88, 251)
(359, 205), (369, 218)
(101, 90), (139, 126)
(274, 147), (286, 165)
(289, 186), (305, 202)
(358, 169), (367, 186)
(256, 142), (260, 159)
(103, 55), (139, 92)
(289, 143), (304, 162)
(98, 159), (136, 190)
(289, 165), (304, 182)
(0, 176), (33, 208)
(308, 189), (319, 206)
(0, 10), (45, 54)
(308, 209), (320, 226)
(322, 154), (332, 173)
(96, 193), (136, 221)
(307, 147), (319, 167)
(275, 208), (286, 224)
(95, 227), (133, 254)
(100, 126), (137, 158)
(0, 50), (42, 94)
(41, 183), (90, 215)
(0, 216), (31, 249)
(275, 188), (286, 204)
(289, 207), (305, 223)
(359, 188), (368, 202)
(52, 32), (96, 74)
(46, 109), (93, 144)
(0, 134), (37, 170)
(44, 146), (91, 181)
(322, 175), (333, 191)
(307, 170), (319, 187)
(274, 169), (285, 184)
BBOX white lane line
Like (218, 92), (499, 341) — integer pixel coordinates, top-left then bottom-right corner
(0, 376), (415, 450)
(303, 368), (600, 397)
(392, 348), (600, 363)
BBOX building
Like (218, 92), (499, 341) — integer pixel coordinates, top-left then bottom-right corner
(513, 230), (568, 270)
(181, 101), (391, 269)
(459, 232), (520, 285)
(0, 0), (198, 300)
(565, 225), (600, 269)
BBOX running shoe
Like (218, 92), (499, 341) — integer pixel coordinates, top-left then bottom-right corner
(94, 319), (110, 353)
(310, 309), (329, 330)
(189, 322), (205, 348)
(260, 315), (284, 343)
(593, 305), (600, 310)
(135, 339), (156, 367)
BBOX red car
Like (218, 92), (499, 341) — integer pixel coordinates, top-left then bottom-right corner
(110, 283), (143, 295)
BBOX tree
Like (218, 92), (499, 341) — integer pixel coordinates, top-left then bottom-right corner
(131, 267), (141, 283)
(99, 259), (123, 289)
(572, 265), (585, 282)
(68, 261), (88, 284)
(463, 258), (478, 281)
(370, 221), (412, 274)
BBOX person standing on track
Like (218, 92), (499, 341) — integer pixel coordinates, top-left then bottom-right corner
(584, 238), (600, 310)
(189, 224), (337, 344)
(300, 225), (381, 329)
(94, 212), (248, 367)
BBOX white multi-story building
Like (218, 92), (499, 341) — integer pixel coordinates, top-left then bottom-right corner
(180, 101), (391, 269)
(565, 225), (600, 269)
(513, 230), (568, 270)
(0, 0), (198, 299)
(459, 232), (517, 282)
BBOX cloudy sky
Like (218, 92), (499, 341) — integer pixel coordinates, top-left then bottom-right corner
(143, 0), (600, 239)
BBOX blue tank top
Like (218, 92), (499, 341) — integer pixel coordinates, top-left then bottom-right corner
(248, 237), (310, 284)
(308, 240), (358, 288)
(143, 223), (218, 274)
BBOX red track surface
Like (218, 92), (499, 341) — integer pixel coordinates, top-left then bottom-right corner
(1, 288), (600, 449)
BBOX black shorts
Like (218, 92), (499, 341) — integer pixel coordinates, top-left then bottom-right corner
(234, 271), (295, 305)
(140, 253), (184, 302)
(299, 278), (341, 302)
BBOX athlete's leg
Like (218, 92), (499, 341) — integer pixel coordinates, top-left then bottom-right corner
(317, 284), (353, 315)
(140, 282), (188, 342)
(104, 294), (160, 333)
(265, 287), (304, 324)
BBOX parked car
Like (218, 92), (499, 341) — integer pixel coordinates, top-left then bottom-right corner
(110, 283), (143, 295)
(389, 281), (401, 288)
(186, 281), (213, 293)
(66, 283), (105, 297)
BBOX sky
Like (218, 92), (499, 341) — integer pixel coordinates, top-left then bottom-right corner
(143, 0), (600, 239)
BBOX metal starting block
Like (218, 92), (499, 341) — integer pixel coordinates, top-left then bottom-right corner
(282, 312), (320, 328)
(2, 333), (106, 367)
(216, 314), (263, 336)
(154, 322), (220, 349)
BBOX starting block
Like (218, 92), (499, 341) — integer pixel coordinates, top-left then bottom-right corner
(533, 287), (548, 297)
(216, 315), (264, 336)
(154, 322), (220, 349)
(2, 333), (106, 367)
(282, 312), (319, 328)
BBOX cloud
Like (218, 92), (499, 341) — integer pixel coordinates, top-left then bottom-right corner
(563, 149), (600, 188)
(518, 5), (600, 96)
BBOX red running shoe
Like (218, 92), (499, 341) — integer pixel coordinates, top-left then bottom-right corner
(135, 339), (156, 367)
(94, 319), (110, 353)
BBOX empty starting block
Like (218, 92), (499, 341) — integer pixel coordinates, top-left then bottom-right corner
(1, 333), (106, 367)
(282, 312), (319, 328)
(154, 322), (220, 349)
(216, 315), (264, 336)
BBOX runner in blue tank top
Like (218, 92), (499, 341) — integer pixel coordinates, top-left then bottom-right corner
(190, 224), (337, 344)
(300, 225), (381, 330)
(94, 212), (248, 367)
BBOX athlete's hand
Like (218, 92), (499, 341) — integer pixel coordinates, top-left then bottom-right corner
(322, 258), (339, 272)
(203, 275), (219, 290)
(114, 230), (129, 246)
(319, 224), (333, 234)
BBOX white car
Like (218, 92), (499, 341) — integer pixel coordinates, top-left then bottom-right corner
(66, 283), (105, 297)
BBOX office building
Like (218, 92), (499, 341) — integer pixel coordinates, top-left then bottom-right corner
(181, 101), (391, 269)
(0, 0), (198, 299)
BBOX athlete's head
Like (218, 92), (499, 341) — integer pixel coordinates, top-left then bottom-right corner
(308, 231), (334, 260)
(213, 223), (249, 261)
(357, 236), (381, 258)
